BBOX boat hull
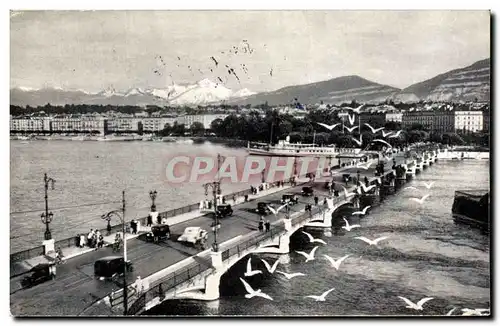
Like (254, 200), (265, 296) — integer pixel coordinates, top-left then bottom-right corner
(247, 148), (339, 157)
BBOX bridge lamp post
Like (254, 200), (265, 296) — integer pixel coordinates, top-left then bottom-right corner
(41, 173), (56, 240)
(101, 191), (128, 316)
(149, 190), (157, 212)
(203, 181), (221, 252)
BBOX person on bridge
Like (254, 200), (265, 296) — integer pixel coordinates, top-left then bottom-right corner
(265, 220), (270, 232)
(147, 214), (153, 227)
(364, 176), (369, 186)
(314, 196), (319, 206)
(258, 217), (264, 232)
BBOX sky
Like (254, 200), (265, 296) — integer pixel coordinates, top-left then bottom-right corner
(10, 10), (490, 93)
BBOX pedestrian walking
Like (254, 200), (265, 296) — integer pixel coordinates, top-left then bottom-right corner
(265, 220), (270, 232)
(258, 216), (264, 232)
(147, 214), (153, 227)
(314, 196), (319, 206)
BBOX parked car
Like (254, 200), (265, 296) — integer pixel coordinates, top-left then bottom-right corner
(256, 202), (272, 215)
(94, 256), (133, 280)
(301, 186), (314, 196)
(177, 227), (208, 245)
(21, 263), (55, 289)
(281, 193), (299, 205)
(145, 224), (171, 243)
(216, 203), (233, 217)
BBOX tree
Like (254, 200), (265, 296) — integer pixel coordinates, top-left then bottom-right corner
(190, 122), (205, 136)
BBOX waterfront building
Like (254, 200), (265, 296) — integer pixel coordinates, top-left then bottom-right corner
(482, 107), (490, 133)
(106, 117), (141, 133)
(10, 117), (45, 133)
(401, 110), (455, 133)
(178, 114), (229, 129)
(142, 117), (177, 133)
(454, 110), (483, 133)
(385, 112), (403, 123)
(50, 116), (106, 134)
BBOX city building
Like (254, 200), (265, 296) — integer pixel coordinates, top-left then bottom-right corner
(385, 112), (403, 123)
(178, 114), (228, 129)
(106, 118), (141, 133)
(454, 110), (483, 133)
(141, 117), (177, 133)
(401, 110), (455, 133)
(482, 108), (490, 133)
(10, 117), (45, 132)
(50, 116), (106, 134)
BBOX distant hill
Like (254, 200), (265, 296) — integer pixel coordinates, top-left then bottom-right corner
(395, 58), (490, 102)
(227, 75), (400, 106)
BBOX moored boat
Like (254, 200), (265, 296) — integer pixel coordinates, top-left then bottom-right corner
(452, 189), (489, 233)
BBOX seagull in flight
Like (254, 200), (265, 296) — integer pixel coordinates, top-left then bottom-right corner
(317, 122), (340, 131)
(389, 130), (403, 138)
(295, 246), (319, 262)
(350, 104), (364, 114)
(364, 123), (384, 134)
(302, 231), (327, 245)
(344, 125), (358, 133)
(323, 254), (350, 270)
(276, 271), (306, 279)
(410, 194), (430, 204)
(351, 135), (363, 146)
(372, 139), (393, 148)
(423, 181), (435, 189)
(341, 186), (357, 198)
(382, 130), (393, 138)
(352, 205), (371, 216)
(356, 161), (373, 170)
(342, 217), (361, 231)
(397, 296), (434, 310)
(305, 288), (335, 301)
(239, 277), (273, 300)
(355, 236), (389, 246)
(268, 203), (288, 215)
(461, 308), (490, 316)
(244, 258), (263, 277)
(348, 113), (356, 126)
(360, 182), (376, 193)
(260, 258), (280, 274)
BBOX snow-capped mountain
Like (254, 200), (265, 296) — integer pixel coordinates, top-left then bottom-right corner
(10, 79), (254, 107)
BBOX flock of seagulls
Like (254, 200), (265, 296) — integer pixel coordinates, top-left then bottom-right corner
(406, 180), (434, 205)
(315, 105), (403, 150)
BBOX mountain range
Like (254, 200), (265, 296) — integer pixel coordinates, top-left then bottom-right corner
(10, 58), (489, 107)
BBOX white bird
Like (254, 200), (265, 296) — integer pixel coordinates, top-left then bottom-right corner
(267, 203), (288, 215)
(344, 125), (358, 133)
(348, 113), (356, 125)
(351, 135), (362, 146)
(446, 307), (457, 316)
(302, 231), (327, 245)
(323, 254), (350, 270)
(410, 194), (430, 204)
(317, 122), (340, 131)
(356, 160), (373, 170)
(295, 246), (319, 262)
(239, 277), (273, 300)
(423, 181), (435, 189)
(260, 258), (280, 274)
(276, 271), (305, 279)
(355, 236), (389, 246)
(404, 186), (418, 191)
(373, 139), (393, 148)
(341, 186), (356, 198)
(342, 217), (361, 231)
(360, 182), (376, 193)
(364, 123), (384, 134)
(461, 308), (490, 316)
(398, 296), (434, 310)
(305, 288), (335, 301)
(389, 130), (403, 138)
(382, 130), (393, 138)
(350, 104), (364, 114)
(244, 258), (263, 277)
(352, 205), (371, 216)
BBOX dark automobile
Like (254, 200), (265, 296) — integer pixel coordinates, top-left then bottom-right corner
(256, 202), (272, 215)
(94, 256), (133, 279)
(281, 193), (298, 205)
(145, 224), (171, 243)
(301, 186), (314, 196)
(216, 203), (233, 217)
(21, 263), (55, 288)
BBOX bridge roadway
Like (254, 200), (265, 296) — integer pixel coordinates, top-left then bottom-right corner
(10, 152), (409, 316)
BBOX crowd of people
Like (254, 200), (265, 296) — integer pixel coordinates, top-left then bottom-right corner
(77, 229), (104, 250)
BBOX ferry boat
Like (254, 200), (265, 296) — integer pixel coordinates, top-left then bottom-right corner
(247, 135), (347, 157)
(452, 189), (489, 234)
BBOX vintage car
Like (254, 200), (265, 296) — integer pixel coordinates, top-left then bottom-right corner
(94, 256), (133, 280)
(145, 224), (171, 243)
(21, 263), (56, 289)
(301, 186), (314, 196)
(216, 203), (233, 218)
(177, 227), (208, 245)
(281, 193), (299, 205)
(256, 202), (272, 215)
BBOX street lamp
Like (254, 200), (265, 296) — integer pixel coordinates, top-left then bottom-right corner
(203, 181), (221, 252)
(41, 173), (56, 240)
(101, 190), (128, 315)
(149, 190), (157, 212)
